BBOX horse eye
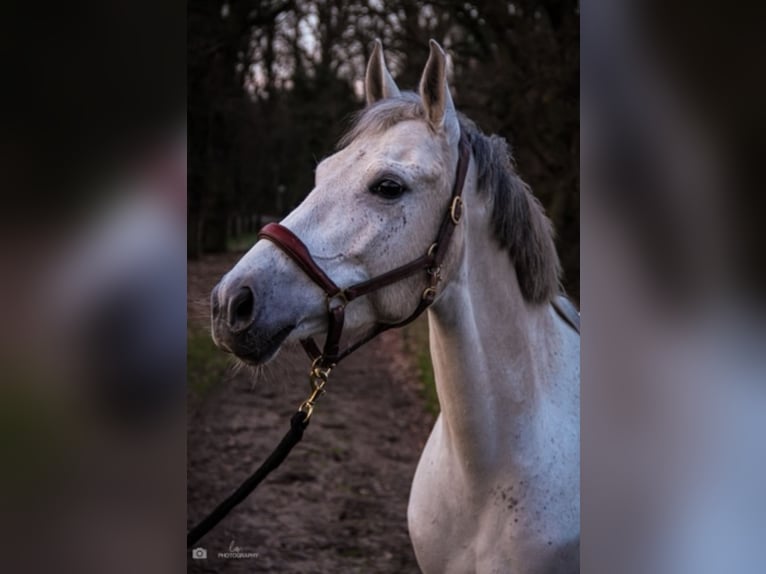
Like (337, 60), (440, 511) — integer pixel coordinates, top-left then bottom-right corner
(369, 179), (406, 199)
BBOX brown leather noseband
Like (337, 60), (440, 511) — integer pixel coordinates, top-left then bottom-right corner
(257, 133), (471, 370)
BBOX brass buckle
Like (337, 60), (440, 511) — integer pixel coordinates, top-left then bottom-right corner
(450, 196), (463, 225)
(326, 289), (348, 312)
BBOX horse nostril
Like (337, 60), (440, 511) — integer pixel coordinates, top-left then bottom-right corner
(227, 285), (256, 332)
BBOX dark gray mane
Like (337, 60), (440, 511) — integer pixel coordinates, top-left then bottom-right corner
(339, 92), (561, 304)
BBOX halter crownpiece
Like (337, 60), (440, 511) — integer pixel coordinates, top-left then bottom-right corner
(258, 132), (471, 404)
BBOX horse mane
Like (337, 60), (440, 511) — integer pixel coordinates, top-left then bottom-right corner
(338, 93), (561, 304)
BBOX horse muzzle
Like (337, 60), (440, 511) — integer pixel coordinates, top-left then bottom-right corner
(210, 280), (293, 364)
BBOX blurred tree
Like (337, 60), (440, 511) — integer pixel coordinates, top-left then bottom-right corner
(188, 0), (579, 298)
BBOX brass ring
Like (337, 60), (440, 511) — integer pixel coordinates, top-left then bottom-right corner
(310, 368), (330, 385)
(310, 356), (324, 371)
(422, 286), (437, 301)
(427, 242), (438, 258)
(309, 357), (332, 387)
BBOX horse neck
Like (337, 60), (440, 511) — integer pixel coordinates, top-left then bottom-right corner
(426, 207), (565, 474)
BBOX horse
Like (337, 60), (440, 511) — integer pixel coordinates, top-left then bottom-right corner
(210, 40), (580, 574)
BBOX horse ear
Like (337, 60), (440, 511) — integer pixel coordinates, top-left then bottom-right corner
(419, 40), (459, 142)
(365, 39), (401, 105)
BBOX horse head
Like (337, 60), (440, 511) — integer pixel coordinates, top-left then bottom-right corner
(211, 40), (467, 364)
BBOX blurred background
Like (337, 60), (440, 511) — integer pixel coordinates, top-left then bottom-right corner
(188, 0), (580, 298)
(0, 1), (185, 573)
(582, 1), (766, 573)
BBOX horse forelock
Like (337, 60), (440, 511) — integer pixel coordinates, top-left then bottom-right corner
(337, 92), (424, 149)
(338, 94), (561, 304)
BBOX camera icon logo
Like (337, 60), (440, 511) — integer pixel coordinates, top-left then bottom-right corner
(192, 547), (207, 560)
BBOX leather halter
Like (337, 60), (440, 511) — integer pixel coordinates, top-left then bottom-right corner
(258, 133), (472, 369)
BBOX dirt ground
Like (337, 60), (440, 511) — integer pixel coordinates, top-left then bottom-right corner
(187, 254), (435, 573)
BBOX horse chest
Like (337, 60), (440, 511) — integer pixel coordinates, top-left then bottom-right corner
(407, 416), (579, 574)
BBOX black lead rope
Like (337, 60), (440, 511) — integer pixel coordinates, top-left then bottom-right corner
(187, 294), (579, 549)
(187, 411), (309, 548)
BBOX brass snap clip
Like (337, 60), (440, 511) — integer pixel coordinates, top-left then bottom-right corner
(299, 357), (333, 422)
(299, 380), (325, 421)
